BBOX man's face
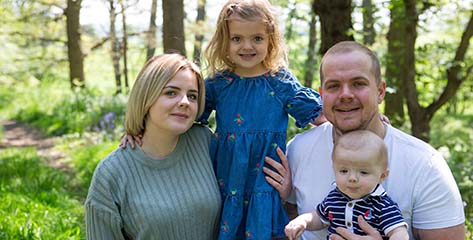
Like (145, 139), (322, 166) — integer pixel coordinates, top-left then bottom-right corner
(320, 50), (385, 133)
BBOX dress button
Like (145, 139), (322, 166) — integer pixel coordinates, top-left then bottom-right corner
(348, 202), (353, 207)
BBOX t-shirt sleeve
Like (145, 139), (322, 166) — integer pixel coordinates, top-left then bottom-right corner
(197, 79), (216, 124)
(378, 200), (408, 235)
(411, 152), (465, 229)
(275, 71), (322, 128)
(85, 161), (126, 240)
(316, 198), (330, 225)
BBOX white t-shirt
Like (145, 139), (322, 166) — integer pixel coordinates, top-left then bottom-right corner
(286, 122), (465, 240)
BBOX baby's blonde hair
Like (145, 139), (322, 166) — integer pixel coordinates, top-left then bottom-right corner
(125, 53), (205, 136)
(204, 0), (287, 77)
(332, 130), (388, 169)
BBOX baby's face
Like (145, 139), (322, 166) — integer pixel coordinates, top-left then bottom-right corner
(333, 151), (387, 199)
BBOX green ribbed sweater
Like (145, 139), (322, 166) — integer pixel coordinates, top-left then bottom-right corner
(85, 124), (221, 239)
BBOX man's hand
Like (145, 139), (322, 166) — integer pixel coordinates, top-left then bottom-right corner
(263, 147), (292, 200)
(329, 216), (382, 240)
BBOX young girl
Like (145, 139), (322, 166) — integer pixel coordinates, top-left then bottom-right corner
(201, 0), (323, 238)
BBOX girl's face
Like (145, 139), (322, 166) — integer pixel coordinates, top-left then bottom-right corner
(227, 18), (269, 77)
(145, 69), (199, 137)
(332, 148), (388, 199)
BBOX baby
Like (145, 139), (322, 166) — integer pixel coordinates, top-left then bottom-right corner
(285, 130), (408, 240)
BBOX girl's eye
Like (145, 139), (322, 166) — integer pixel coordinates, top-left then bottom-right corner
(254, 36), (264, 42)
(231, 36), (240, 43)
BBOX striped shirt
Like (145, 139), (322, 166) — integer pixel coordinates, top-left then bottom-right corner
(316, 185), (406, 240)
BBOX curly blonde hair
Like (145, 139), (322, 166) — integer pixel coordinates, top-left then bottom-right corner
(204, 0), (287, 77)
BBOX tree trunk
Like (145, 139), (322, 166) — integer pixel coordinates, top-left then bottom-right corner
(162, 0), (186, 55)
(120, 0), (129, 93)
(313, 0), (354, 54)
(402, 0), (426, 140)
(361, 0), (375, 45)
(384, 1), (405, 127)
(66, 0), (85, 89)
(303, 11), (318, 88)
(109, 0), (121, 95)
(285, 0), (297, 41)
(193, 0), (206, 65)
(146, 0), (158, 61)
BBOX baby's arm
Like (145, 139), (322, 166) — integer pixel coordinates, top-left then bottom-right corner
(119, 134), (142, 149)
(387, 226), (409, 240)
(285, 212), (326, 239)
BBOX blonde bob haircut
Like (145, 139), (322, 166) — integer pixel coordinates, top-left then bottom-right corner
(205, 0), (288, 77)
(125, 53), (205, 136)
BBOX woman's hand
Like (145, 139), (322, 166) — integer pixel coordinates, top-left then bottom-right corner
(263, 147), (292, 200)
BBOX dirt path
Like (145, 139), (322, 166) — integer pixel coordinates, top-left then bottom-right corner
(0, 120), (69, 169)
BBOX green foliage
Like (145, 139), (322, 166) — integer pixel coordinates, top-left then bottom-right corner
(430, 113), (473, 225)
(1, 80), (126, 137)
(0, 148), (84, 239)
(56, 133), (118, 196)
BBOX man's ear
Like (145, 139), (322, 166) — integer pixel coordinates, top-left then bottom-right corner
(319, 87), (323, 96)
(377, 80), (386, 104)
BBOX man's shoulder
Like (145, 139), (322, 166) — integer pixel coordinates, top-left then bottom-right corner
(289, 122), (332, 144)
(385, 125), (437, 154)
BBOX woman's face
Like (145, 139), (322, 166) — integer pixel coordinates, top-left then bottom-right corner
(145, 68), (199, 136)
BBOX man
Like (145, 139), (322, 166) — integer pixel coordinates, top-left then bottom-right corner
(265, 41), (465, 240)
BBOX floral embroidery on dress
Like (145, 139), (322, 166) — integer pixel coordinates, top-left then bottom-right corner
(221, 221), (229, 233)
(227, 133), (236, 141)
(234, 113), (244, 125)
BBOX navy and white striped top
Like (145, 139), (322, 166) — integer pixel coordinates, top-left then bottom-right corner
(316, 184), (407, 240)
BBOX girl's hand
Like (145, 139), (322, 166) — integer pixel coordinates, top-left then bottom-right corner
(263, 147), (292, 200)
(119, 134), (143, 149)
(379, 113), (391, 125)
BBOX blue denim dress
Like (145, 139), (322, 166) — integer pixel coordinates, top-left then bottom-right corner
(198, 69), (322, 239)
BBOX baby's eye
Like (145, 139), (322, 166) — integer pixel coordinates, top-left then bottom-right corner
(231, 36), (240, 43)
(360, 171), (369, 175)
(339, 169), (348, 174)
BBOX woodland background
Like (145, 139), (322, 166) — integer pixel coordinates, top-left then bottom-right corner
(0, 0), (472, 238)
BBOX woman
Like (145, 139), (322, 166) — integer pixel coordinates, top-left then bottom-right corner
(85, 53), (221, 239)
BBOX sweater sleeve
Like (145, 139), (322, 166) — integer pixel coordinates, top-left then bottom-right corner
(85, 158), (126, 240)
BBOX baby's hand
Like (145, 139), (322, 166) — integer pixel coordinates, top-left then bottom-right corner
(284, 218), (307, 240)
(119, 134), (142, 149)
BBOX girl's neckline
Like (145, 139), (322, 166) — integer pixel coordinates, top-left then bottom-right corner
(226, 70), (272, 79)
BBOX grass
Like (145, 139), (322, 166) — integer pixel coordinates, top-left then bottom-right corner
(0, 148), (84, 239)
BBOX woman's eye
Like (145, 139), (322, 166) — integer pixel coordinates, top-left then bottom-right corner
(188, 94), (198, 101)
(164, 91), (176, 96)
